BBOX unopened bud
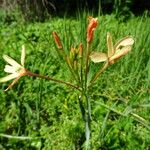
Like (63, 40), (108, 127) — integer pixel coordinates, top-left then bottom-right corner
(78, 43), (83, 57)
(52, 32), (63, 49)
(86, 17), (98, 43)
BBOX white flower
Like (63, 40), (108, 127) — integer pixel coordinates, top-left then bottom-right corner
(0, 45), (27, 91)
(90, 33), (134, 64)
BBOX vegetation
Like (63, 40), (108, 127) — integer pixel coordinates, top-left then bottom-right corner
(0, 0), (149, 22)
(0, 10), (150, 150)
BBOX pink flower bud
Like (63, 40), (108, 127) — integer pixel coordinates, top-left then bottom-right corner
(86, 17), (98, 43)
(52, 32), (63, 49)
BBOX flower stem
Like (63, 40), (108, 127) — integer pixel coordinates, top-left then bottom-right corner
(85, 43), (90, 89)
(78, 93), (91, 150)
(85, 93), (91, 150)
(80, 47), (84, 90)
(89, 62), (109, 88)
(27, 71), (81, 92)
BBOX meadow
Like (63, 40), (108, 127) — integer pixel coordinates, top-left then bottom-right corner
(0, 13), (150, 149)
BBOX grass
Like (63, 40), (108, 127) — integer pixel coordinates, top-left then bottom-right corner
(0, 13), (150, 149)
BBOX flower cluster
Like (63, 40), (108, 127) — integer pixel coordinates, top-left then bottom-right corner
(0, 16), (134, 91)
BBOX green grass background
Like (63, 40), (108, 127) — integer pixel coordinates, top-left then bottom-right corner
(0, 13), (150, 149)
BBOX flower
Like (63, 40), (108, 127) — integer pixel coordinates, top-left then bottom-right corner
(0, 45), (28, 91)
(90, 33), (134, 64)
(86, 17), (98, 43)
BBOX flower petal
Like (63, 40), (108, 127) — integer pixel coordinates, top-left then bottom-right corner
(0, 73), (19, 82)
(3, 55), (22, 68)
(90, 52), (108, 63)
(107, 32), (114, 58)
(114, 37), (134, 50)
(21, 45), (26, 67)
(109, 46), (132, 62)
(4, 65), (16, 73)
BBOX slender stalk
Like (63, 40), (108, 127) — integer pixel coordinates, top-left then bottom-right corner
(27, 71), (81, 92)
(73, 60), (81, 84)
(78, 95), (86, 121)
(78, 92), (92, 150)
(80, 48), (84, 90)
(0, 133), (40, 140)
(85, 93), (92, 150)
(85, 118), (90, 150)
(4, 76), (22, 91)
(89, 62), (109, 87)
(85, 43), (90, 89)
(85, 94), (92, 120)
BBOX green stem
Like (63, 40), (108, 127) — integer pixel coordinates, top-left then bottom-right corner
(89, 62), (109, 88)
(0, 133), (40, 140)
(78, 95), (86, 121)
(74, 60), (81, 84)
(85, 118), (90, 150)
(86, 94), (92, 120)
(78, 93), (92, 150)
(80, 46), (84, 90)
(85, 93), (91, 150)
(27, 71), (81, 92)
(85, 43), (90, 89)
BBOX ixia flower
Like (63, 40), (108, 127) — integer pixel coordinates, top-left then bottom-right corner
(0, 45), (28, 91)
(86, 17), (98, 43)
(90, 33), (134, 64)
